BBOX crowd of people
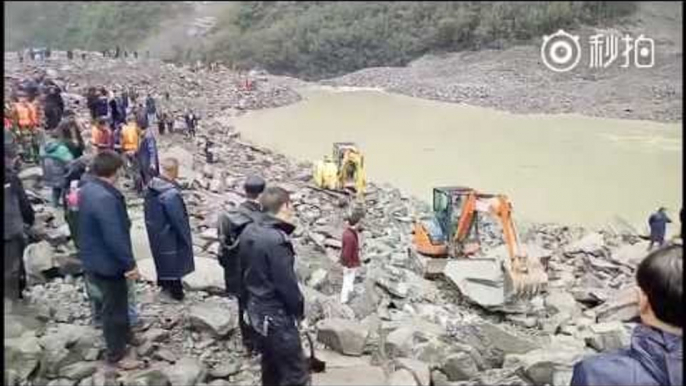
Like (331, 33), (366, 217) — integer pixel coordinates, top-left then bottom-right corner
(3, 68), (683, 386)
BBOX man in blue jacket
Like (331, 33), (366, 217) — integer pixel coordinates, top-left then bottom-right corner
(78, 150), (141, 367)
(144, 157), (195, 301)
(648, 207), (671, 250)
(571, 243), (682, 386)
(241, 186), (309, 386)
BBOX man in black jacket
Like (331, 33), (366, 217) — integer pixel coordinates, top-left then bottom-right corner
(241, 186), (309, 386)
(4, 140), (35, 301)
(218, 175), (265, 355)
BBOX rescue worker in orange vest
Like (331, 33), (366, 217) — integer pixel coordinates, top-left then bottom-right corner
(91, 117), (113, 153)
(120, 116), (142, 190)
(11, 93), (41, 163)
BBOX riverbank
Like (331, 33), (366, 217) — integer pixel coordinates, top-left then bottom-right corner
(320, 3), (683, 123)
(3, 51), (670, 386)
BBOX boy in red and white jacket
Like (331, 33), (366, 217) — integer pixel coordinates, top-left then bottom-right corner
(340, 209), (364, 304)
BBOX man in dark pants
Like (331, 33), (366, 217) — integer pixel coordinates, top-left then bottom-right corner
(241, 186), (309, 386)
(136, 125), (159, 193)
(78, 151), (141, 369)
(4, 139), (35, 302)
(144, 158), (195, 301)
(648, 207), (672, 250)
(218, 175), (265, 355)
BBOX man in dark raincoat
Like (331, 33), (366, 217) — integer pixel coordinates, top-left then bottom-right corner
(648, 207), (671, 250)
(144, 158), (194, 301)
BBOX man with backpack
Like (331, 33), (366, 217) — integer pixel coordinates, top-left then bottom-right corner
(217, 175), (265, 354)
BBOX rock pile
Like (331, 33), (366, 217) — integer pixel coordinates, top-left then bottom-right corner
(4, 52), (653, 386)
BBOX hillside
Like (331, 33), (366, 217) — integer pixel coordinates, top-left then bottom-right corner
(5, 1), (637, 79)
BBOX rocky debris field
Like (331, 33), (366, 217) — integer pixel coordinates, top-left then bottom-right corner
(4, 52), (655, 386)
(320, 21), (682, 123)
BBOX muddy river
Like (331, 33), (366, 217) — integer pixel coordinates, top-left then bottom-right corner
(236, 87), (682, 233)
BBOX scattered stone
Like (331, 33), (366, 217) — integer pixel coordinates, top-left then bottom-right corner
(389, 369), (419, 385)
(4, 334), (43, 383)
(189, 299), (238, 338)
(317, 318), (370, 356)
(442, 352), (479, 381)
(209, 362), (241, 379)
(58, 362), (97, 381)
(162, 357), (207, 386)
(585, 322), (631, 351)
(155, 348), (178, 363)
(144, 328), (171, 343)
(394, 358), (431, 386)
(594, 285), (639, 322)
(125, 369), (170, 386)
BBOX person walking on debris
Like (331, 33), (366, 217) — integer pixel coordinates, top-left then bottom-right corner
(43, 84), (65, 131)
(184, 109), (198, 138)
(92, 117), (114, 152)
(144, 158), (195, 301)
(136, 124), (159, 193)
(135, 103), (149, 131)
(157, 112), (167, 136)
(340, 208), (364, 304)
(39, 129), (75, 208)
(58, 111), (86, 158)
(4, 139), (35, 301)
(11, 91), (41, 163)
(78, 151), (142, 369)
(217, 175), (266, 355)
(96, 87), (110, 119)
(63, 154), (91, 250)
(648, 207), (671, 250)
(241, 186), (310, 385)
(571, 244), (682, 386)
(145, 93), (157, 130)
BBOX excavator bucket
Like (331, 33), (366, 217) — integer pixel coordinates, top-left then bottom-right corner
(443, 246), (547, 309)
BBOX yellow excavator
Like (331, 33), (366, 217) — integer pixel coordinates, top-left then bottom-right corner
(313, 142), (366, 200)
(411, 187), (548, 306)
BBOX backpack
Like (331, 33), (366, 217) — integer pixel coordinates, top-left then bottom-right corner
(216, 206), (258, 268)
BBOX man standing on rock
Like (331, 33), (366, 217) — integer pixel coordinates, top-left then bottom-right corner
(218, 175), (266, 354)
(144, 158), (195, 301)
(340, 208), (364, 304)
(648, 207), (671, 250)
(78, 150), (141, 368)
(241, 186), (309, 385)
(136, 125), (159, 193)
(4, 139), (35, 301)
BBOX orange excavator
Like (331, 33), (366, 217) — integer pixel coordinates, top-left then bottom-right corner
(411, 187), (547, 305)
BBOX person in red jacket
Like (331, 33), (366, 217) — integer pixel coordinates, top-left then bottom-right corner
(339, 208), (364, 304)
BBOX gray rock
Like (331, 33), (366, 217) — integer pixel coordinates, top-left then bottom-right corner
(389, 369), (419, 386)
(545, 289), (580, 316)
(503, 336), (587, 386)
(442, 352), (479, 381)
(189, 299), (238, 338)
(585, 322), (631, 351)
(144, 328), (171, 343)
(163, 357), (207, 386)
(23, 241), (55, 283)
(155, 349), (178, 363)
(394, 358), (431, 386)
(564, 232), (605, 255)
(316, 318), (370, 356)
(209, 362), (240, 379)
(594, 285), (639, 322)
(126, 369), (170, 386)
(208, 380), (232, 386)
(312, 365), (386, 385)
(609, 242), (649, 268)
(4, 334), (43, 383)
(47, 379), (76, 386)
(136, 341), (156, 357)
(385, 320), (446, 359)
(58, 362), (97, 381)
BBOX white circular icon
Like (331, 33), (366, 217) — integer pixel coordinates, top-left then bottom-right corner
(541, 30), (581, 72)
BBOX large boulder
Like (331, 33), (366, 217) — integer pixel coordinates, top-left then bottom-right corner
(312, 366), (387, 386)
(394, 358), (431, 386)
(189, 298), (238, 338)
(58, 362), (98, 381)
(125, 368), (170, 386)
(609, 242), (649, 268)
(584, 322), (632, 352)
(450, 321), (540, 369)
(442, 352), (479, 381)
(593, 286), (639, 323)
(384, 319), (446, 359)
(4, 333), (43, 383)
(162, 357), (206, 386)
(138, 256), (225, 292)
(503, 336), (589, 386)
(388, 369), (419, 386)
(316, 318), (370, 356)
(564, 232), (605, 255)
(23, 241), (56, 284)
(545, 289), (581, 316)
